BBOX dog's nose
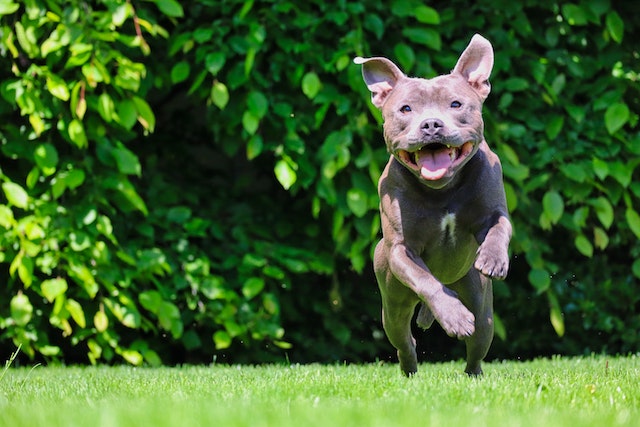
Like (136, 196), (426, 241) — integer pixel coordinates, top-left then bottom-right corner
(421, 118), (445, 136)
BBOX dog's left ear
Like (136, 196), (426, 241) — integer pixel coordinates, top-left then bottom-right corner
(452, 34), (494, 100)
(354, 56), (406, 109)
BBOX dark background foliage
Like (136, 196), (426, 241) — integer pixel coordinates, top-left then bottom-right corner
(0, 0), (638, 366)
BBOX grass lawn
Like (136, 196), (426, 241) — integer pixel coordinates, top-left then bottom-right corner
(0, 355), (638, 427)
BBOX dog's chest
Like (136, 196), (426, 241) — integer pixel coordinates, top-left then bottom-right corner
(410, 209), (478, 283)
(439, 212), (458, 244)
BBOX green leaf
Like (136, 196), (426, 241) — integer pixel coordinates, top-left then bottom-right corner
(391, 1), (416, 17)
(542, 190), (564, 224)
(273, 340), (293, 349)
(504, 78), (530, 92)
(68, 119), (88, 148)
(604, 102), (629, 134)
(274, 159), (297, 190)
(247, 91), (268, 118)
(242, 277), (265, 299)
(66, 298), (86, 328)
(246, 134), (263, 160)
(547, 290), (565, 337)
(560, 163), (585, 183)
(94, 310), (109, 332)
(591, 197), (613, 229)
(112, 3), (132, 26)
(10, 293), (33, 326)
(69, 262), (99, 298)
(0, 1), (20, 15)
(154, 0), (184, 17)
(550, 74), (566, 96)
(15, 21), (38, 56)
(69, 230), (91, 250)
(29, 114), (45, 137)
(609, 161), (632, 187)
(193, 28), (214, 43)
(346, 188), (368, 218)
(574, 234), (593, 258)
(0, 204), (15, 228)
(105, 177), (149, 215)
(211, 81), (229, 109)
(139, 290), (163, 313)
(120, 349), (144, 366)
(205, 52), (226, 75)
(545, 116), (564, 140)
(302, 72), (321, 99)
(132, 96), (155, 132)
(112, 146), (141, 176)
(34, 143), (59, 176)
(65, 169), (86, 189)
(364, 14), (384, 39)
(528, 268), (550, 294)
(41, 278), (68, 303)
(394, 43), (415, 72)
(632, 259), (640, 279)
(242, 110), (260, 135)
(572, 206), (589, 228)
(104, 297), (141, 329)
(625, 208), (640, 239)
(46, 74), (70, 101)
(98, 92), (115, 122)
(170, 61), (190, 84)
(606, 11), (624, 43)
(593, 226), (608, 250)
(562, 4), (588, 25)
(117, 99), (138, 130)
(2, 182), (28, 209)
(158, 301), (181, 337)
(401, 28), (441, 50)
(70, 82), (87, 119)
(592, 157), (609, 180)
(166, 206), (192, 223)
(213, 330), (232, 349)
(415, 5), (440, 24)
(18, 256), (33, 287)
(493, 312), (507, 341)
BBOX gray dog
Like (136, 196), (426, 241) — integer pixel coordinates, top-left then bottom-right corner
(355, 34), (512, 376)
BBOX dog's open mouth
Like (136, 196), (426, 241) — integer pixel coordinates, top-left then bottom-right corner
(397, 141), (474, 181)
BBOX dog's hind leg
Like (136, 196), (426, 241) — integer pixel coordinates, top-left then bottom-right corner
(381, 297), (419, 377)
(416, 302), (435, 330)
(451, 271), (494, 376)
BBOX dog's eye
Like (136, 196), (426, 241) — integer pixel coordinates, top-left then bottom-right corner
(450, 101), (462, 108)
(400, 105), (412, 113)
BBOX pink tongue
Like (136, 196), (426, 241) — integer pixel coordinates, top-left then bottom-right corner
(416, 147), (453, 180)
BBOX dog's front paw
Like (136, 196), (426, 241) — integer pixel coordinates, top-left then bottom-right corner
(475, 242), (509, 280)
(429, 288), (475, 339)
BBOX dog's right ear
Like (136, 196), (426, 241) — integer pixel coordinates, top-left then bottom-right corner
(354, 57), (405, 108)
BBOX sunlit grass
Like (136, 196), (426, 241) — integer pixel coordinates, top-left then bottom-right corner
(0, 355), (638, 427)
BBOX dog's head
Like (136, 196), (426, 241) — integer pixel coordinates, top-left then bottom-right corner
(355, 34), (494, 188)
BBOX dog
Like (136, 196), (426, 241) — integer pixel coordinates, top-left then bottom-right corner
(354, 34), (512, 376)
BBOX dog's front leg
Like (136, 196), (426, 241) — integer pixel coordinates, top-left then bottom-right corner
(386, 243), (476, 339)
(474, 214), (512, 279)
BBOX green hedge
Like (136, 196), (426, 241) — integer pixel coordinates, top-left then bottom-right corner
(1, 0), (638, 365)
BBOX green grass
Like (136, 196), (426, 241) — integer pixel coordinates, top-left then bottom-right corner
(0, 356), (638, 427)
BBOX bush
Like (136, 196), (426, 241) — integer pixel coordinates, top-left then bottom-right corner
(0, 0), (638, 365)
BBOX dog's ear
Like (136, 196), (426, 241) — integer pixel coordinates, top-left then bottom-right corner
(452, 34), (494, 100)
(354, 57), (405, 108)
